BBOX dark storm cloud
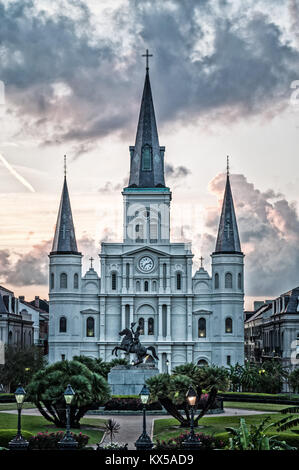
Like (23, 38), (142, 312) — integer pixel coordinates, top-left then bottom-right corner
(206, 173), (299, 297)
(165, 163), (191, 180)
(0, 0), (298, 150)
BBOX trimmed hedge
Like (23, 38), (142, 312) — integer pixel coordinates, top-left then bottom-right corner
(0, 394), (15, 403)
(214, 432), (299, 449)
(219, 391), (299, 405)
(105, 397), (162, 411)
(0, 429), (34, 447)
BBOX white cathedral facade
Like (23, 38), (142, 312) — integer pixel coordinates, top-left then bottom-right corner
(48, 64), (245, 372)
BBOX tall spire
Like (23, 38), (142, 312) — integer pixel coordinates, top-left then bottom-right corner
(127, 50), (165, 188)
(214, 160), (242, 254)
(51, 159), (79, 255)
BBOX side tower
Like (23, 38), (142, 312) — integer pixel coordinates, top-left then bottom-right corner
(48, 166), (82, 363)
(211, 161), (244, 366)
(122, 52), (171, 246)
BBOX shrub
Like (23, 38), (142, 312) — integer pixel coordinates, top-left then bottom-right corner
(215, 431), (299, 450)
(28, 431), (89, 450)
(104, 397), (162, 411)
(155, 433), (225, 450)
(0, 429), (34, 447)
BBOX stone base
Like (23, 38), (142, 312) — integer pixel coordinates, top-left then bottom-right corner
(108, 364), (159, 396)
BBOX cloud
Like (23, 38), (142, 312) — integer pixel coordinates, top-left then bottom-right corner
(165, 163), (191, 182)
(204, 172), (299, 296)
(0, 0), (298, 152)
(98, 177), (128, 194)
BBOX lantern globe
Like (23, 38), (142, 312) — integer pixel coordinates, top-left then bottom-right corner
(186, 386), (197, 407)
(15, 385), (26, 406)
(140, 384), (150, 404)
(64, 384), (75, 405)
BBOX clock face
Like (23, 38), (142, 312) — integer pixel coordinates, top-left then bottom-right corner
(139, 256), (154, 272)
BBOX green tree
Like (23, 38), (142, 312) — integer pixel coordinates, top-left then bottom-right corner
(289, 368), (299, 394)
(73, 355), (128, 380)
(0, 345), (46, 392)
(27, 359), (110, 428)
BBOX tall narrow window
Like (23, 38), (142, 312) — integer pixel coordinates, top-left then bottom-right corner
(125, 305), (130, 329)
(60, 273), (67, 288)
(111, 273), (117, 291)
(150, 222), (158, 243)
(238, 273), (242, 290)
(162, 305), (167, 337)
(59, 316), (67, 333)
(126, 263), (130, 289)
(163, 263), (167, 289)
(198, 318), (206, 338)
(142, 144), (152, 170)
(51, 273), (54, 290)
(152, 281), (157, 292)
(144, 281), (149, 292)
(86, 317), (95, 337)
(74, 273), (79, 289)
(215, 273), (219, 289)
(176, 273), (181, 290)
(148, 318), (154, 335)
(136, 281), (140, 292)
(225, 317), (233, 334)
(225, 272), (233, 288)
(139, 318), (144, 335)
(227, 355), (231, 365)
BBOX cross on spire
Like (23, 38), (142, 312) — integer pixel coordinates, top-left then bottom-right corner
(227, 155), (230, 176)
(64, 155), (67, 178)
(142, 49), (153, 72)
(89, 256), (94, 268)
(200, 256), (204, 268)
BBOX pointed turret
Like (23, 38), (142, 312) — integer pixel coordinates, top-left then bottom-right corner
(214, 166), (242, 254)
(50, 174), (79, 255)
(128, 51), (165, 188)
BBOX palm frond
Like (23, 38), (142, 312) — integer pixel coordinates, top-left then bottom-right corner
(277, 416), (299, 432)
(281, 406), (299, 414)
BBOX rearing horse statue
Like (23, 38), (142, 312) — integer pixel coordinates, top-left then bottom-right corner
(112, 322), (159, 366)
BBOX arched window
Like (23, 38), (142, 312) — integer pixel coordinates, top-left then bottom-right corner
(215, 273), (219, 289)
(176, 273), (181, 290)
(59, 316), (67, 333)
(152, 280), (157, 292)
(136, 281), (140, 292)
(197, 359), (208, 367)
(162, 305), (167, 337)
(225, 272), (233, 289)
(144, 281), (149, 292)
(51, 273), (54, 290)
(148, 318), (154, 335)
(125, 305), (130, 329)
(74, 273), (79, 289)
(225, 317), (233, 333)
(142, 144), (152, 171)
(198, 318), (206, 338)
(138, 318), (144, 335)
(60, 273), (67, 288)
(86, 317), (95, 337)
(163, 263), (167, 289)
(111, 273), (117, 290)
(126, 263), (130, 289)
(238, 273), (242, 290)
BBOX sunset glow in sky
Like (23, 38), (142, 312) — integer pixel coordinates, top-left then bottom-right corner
(1, 0), (299, 309)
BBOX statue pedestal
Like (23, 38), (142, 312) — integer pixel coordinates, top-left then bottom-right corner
(108, 364), (159, 396)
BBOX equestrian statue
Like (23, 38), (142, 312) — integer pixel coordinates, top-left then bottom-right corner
(112, 322), (159, 366)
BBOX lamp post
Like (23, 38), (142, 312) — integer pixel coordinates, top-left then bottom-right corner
(58, 384), (78, 450)
(182, 386), (201, 450)
(8, 385), (29, 450)
(135, 384), (153, 450)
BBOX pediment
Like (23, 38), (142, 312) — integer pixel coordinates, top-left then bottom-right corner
(80, 308), (100, 315)
(193, 309), (212, 315)
(121, 246), (168, 257)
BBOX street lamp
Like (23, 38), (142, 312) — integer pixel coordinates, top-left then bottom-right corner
(8, 385), (29, 450)
(182, 386), (201, 450)
(58, 384), (78, 450)
(135, 384), (153, 450)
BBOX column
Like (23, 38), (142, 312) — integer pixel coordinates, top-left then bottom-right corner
(166, 260), (171, 293)
(121, 304), (126, 330)
(130, 303), (134, 326)
(101, 257), (106, 294)
(99, 297), (106, 341)
(158, 304), (163, 341)
(187, 258), (192, 294)
(166, 303), (171, 340)
(159, 262), (163, 293)
(187, 297), (193, 341)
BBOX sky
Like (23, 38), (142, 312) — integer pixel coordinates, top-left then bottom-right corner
(0, 0), (299, 309)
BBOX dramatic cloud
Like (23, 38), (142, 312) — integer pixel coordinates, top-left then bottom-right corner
(0, 0), (298, 152)
(165, 163), (191, 184)
(204, 173), (299, 296)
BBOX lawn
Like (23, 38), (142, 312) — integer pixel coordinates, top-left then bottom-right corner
(0, 412), (106, 445)
(224, 402), (293, 412)
(0, 403), (36, 411)
(153, 412), (299, 442)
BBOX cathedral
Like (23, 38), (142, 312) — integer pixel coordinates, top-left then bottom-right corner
(48, 60), (245, 372)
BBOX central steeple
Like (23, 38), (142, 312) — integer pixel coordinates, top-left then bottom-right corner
(127, 50), (166, 188)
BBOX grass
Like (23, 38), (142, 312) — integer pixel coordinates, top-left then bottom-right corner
(153, 412), (299, 443)
(0, 403), (36, 411)
(0, 412), (106, 445)
(224, 402), (293, 412)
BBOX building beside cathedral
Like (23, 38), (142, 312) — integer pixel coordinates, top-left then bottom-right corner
(48, 63), (245, 371)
